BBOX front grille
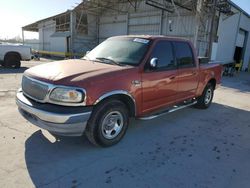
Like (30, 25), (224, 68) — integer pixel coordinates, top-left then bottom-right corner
(22, 76), (49, 101)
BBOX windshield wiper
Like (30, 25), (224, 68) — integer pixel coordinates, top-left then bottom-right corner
(82, 56), (104, 63)
(96, 57), (124, 66)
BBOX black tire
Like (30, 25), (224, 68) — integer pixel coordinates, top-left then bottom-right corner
(195, 83), (214, 109)
(85, 99), (129, 147)
(4, 53), (21, 68)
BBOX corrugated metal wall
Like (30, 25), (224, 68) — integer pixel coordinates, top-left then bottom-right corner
(99, 14), (128, 42)
(128, 11), (162, 35)
(38, 21), (55, 51)
(162, 13), (196, 40)
(96, 1), (204, 54)
(68, 0), (213, 57)
(73, 14), (98, 53)
(38, 20), (67, 53)
(34, 1), (213, 57)
(128, 2), (162, 35)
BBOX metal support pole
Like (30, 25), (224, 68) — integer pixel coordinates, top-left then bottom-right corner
(159, 10), (164, 35)
(22, 28), (25, 45)
(42, 24), (45, 50)
(208, 0), (216, 58)
(194, 0), (202, 49)
(126, 13), (129, 35)
(97, 16), (100, 44)
(70, 10), (76, 54)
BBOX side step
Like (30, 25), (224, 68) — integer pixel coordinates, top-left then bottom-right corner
(139, 100), (197, 120)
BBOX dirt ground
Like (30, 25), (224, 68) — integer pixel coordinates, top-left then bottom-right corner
(0, 60), (250, 188)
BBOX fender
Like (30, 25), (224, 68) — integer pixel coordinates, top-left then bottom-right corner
(4, 51), (21, 61)
(94, 90), (137, 116)
(196, 70), (216, 97)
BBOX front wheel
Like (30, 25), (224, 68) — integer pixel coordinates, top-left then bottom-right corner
(85, 99), (129, 147)
(195, 83), (214, 109)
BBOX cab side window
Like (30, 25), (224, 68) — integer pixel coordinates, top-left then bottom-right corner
(174, 42), (195, 68)
(150, 41), (175, 70)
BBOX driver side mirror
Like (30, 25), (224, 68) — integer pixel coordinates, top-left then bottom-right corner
(150, 58), (158, 69)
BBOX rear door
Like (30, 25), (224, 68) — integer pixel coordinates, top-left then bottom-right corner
(173, 41), (199, 101)
(142, 40), (178, 114)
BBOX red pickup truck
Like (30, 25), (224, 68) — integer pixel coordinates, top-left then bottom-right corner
(16, 35), (222, 147)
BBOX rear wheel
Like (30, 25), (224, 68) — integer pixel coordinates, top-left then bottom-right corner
(195, 83), (214, 109)
(4, 53), (21, 68)
(85, 99), (129, 147)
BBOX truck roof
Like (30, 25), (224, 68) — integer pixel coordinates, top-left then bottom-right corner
(110, 35), (190, 42)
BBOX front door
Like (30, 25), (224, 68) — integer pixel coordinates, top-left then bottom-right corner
(142, 40), (178, 114)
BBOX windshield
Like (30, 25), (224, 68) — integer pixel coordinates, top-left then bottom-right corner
(83, 37), (150, 66)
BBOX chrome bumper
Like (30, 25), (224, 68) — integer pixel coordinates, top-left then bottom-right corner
(16, 91), (92, 136)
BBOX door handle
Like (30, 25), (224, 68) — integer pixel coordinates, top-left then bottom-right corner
(170, 76), (176, 80)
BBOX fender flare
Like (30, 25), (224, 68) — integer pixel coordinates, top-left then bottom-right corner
(4, 51), (22, 61)
(94, 90), (137, 116)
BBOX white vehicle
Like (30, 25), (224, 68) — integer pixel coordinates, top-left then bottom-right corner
(0, 43), (32, 68)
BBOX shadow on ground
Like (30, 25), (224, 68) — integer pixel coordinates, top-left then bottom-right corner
(0, 66), (28, 74)
(221, 72), (250, 92)
(24, 103), (250, 188)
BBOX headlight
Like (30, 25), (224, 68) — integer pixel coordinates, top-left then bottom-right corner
(49, 87), (83, 103)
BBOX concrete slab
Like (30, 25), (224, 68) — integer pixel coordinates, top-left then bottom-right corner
(0, 62), (250, 188)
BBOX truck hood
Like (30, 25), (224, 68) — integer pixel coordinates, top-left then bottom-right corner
(24, 59), (133, 83)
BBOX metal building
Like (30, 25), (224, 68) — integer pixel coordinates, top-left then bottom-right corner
(23, 0), (250, 70)
(214, 1), (250, 70)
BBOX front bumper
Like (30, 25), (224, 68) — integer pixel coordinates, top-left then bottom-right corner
(16, 90), (92, 136)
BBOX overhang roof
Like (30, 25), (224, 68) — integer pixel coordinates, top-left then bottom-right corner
(22, 0), (197, 31)
(22, 0), (141, 32)
(22, 11), (71, 32)
(23, 0), (250, 32)
(228, 0), (250, 18)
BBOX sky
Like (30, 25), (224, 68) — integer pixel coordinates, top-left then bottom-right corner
(0, 0), (82, 39)
(0, 0), (249, 40)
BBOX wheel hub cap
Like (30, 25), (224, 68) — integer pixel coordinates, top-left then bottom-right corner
(205, 89), (212, 104)
(101, 111), (124, 140)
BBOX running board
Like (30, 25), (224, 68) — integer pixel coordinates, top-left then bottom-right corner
(139, 101), (197, 120)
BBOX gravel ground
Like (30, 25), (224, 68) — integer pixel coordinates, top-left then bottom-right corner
(0, 61), (250, 188)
